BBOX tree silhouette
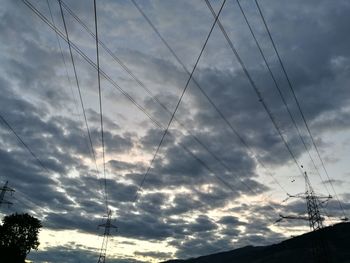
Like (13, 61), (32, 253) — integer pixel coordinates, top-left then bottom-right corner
(0, 213), (42, 262)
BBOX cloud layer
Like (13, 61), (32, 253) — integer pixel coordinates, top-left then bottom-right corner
(1, 0), (350, 262)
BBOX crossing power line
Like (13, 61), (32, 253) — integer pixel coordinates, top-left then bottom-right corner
(22, 0), (287, 213)
(235, 0), (331, 196)
(39, 2), (303, 230)
(254, 0), (347, 219)
(56, 0), (282, 195)
(58, 0), (102, 192)
(17, 4), (338, 263)
(46, 0), (101, 181)
(21, 1), (293, 229)
(130, 0), (288, 194)
(204, 0), (304, 178)
(133, 0), (228, 199)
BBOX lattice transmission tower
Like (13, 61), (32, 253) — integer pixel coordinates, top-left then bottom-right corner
(97, 210), (117, 263)
(0, 181), (15, 208)
(277, 171), (332, 230)
(277, 171), (333, 263)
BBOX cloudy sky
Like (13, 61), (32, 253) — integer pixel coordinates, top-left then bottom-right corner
(1, 0), (350, 262)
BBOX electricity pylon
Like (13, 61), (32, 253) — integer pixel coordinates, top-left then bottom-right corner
(97, 209), (117, 263)
(277, 171), (332, 263)
(305, 171), (326, 231)
(0, 181), (15, 208)
(277, 171), (331, 230)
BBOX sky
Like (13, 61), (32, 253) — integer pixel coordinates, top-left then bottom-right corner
(1, 0), (350, 262)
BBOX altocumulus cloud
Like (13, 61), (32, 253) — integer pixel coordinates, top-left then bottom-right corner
(1, 0), (350, 262)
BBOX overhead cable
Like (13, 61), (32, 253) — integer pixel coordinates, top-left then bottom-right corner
(23, 0), (281, 219)
(93, 0), (109, 210)
(254, 0), (346, 218)
(235, 0), (331, 196)
(205, 0), (304, 178)
(130, 0), (288, 194)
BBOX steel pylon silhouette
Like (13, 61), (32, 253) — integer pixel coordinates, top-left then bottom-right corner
(97, 209), (117, 263)
(277, 171), (332, 263)
(0, 181), (15, 208)
(304, 171), (324, 231)
(277, 171), (331, 230)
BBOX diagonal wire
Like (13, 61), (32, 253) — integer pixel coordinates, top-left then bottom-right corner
(58, 0), (109, 210)
(56, 1), (288, 208)
(93, 0), (108, 211)
(235, 0), (331, 196)
(205, 0), (304, 178)
(254, 0), (346, 218)
(57, 0), (103, 201)
(60, 0), (288, 196)
(130, 0), (288, 193)
(23, 0), (250, 197)
(47, 0), (77, 117)
(46, 0), (102, 185)
(24, 0), (163, 129)
(133, 0), (228, 201)
(22, 0), (283, 220)
(59, 0), (259, 193)
(0, 114), (50, 174)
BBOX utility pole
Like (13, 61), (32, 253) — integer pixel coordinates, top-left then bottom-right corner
(0, 181), (15, 208)
(277, 171), (332, 263)
(97, 210), (117, 263)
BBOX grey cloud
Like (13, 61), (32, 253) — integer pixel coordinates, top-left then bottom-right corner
(134, 250), (172, 260)
(29, 244), (145, 263)
(218, 216), (242, 226)
(1, 0), (350, 261)
(186, 215), (218, 233)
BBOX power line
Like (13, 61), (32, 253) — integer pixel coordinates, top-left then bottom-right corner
(46, 0), (102, 191)
(0, 116), (67, 213)
(0, 112), (92, 213)
(254, 0), (346, 218)
(235, 0), (331, 197)
(22, 0), (283, 220)
(93, 0), (108, 211)
(58, 0), (101, 192)
(133, 0), (228, 199)
(24, 0), (243, 192)
(205, 0), (304, 178)
(23, 0), (163, 128)
(130, 0), (288, 194)
(46, 0), (77, 116)
(58, 0), (263, 190)
(58, 0), (288, 204)
(57, 0), (109, 210)
(23, 0), (237, 196)
(57, 1), (289, 207)
(0, 114), (50, 174)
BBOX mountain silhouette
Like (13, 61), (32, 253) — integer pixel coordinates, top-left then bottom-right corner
(162, 222), (350, 263)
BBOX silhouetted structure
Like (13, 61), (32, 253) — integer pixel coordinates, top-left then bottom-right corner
(0, 181), (15, 208)
(97, 210), (117, 263)
(278, 171), (333, 263)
